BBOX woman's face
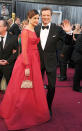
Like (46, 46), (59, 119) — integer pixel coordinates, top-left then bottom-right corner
(29, 14), (39, 27)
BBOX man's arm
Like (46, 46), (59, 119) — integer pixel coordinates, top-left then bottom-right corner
(7, 36), (19, 64)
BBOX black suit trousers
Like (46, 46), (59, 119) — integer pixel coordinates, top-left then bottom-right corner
(57, 50), (67, 78)
(42, 66), (56, 110)
(0, 64), (14, 84)
(73, 63), (82, 89)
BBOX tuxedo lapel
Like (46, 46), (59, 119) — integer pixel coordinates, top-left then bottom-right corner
(38, 24), (41, 35)
(0, 38), (3, 51)
(3, 33), (10, 50)
(44, 23), (57, 50)
(44, 24), (53, 50)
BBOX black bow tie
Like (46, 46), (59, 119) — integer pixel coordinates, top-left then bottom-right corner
(42, 26), (49, 30)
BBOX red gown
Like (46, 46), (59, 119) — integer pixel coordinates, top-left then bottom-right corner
(0, 29), (50, 130)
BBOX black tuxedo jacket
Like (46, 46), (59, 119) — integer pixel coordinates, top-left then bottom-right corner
(71, 34), (82, 64)
(0, 32), (18, 70)
(61, 34), (74, 61)
(35, 23), (66, 72)
(9, 23), (21, 37)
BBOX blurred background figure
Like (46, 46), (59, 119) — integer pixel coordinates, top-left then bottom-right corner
(21, 19), (28, 30)
(9, 17), (21, 37)
(1, 4), (9, 20)
(0, 19), (18, 93)
(58, 19), (74, 81)
(18, 19), (28, 54)
(71, 34), (82, 92)
(73, 24), (81, 41)
(7, 18), (14, 29)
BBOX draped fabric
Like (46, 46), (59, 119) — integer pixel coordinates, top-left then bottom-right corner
(0, 29), (50, 130)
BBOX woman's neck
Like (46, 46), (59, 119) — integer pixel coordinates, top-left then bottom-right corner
(27, 24), (34, 31)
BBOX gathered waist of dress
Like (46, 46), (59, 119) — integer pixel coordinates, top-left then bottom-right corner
(28, 45), (38, 50)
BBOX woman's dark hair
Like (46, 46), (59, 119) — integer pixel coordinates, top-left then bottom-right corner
(27, 9), (39, 19)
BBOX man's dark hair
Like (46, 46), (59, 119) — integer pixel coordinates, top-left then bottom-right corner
(2, 4), (6, 7)
(0, 19), (9, 30)
(3, 20), (9, 27)
(15, 17), (20, 22)
(40, 7), (52, 16)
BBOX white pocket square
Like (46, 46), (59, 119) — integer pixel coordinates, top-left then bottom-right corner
(52, 35), (56, 37)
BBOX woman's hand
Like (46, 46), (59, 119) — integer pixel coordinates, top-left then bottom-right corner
(25, 68), (30, 76)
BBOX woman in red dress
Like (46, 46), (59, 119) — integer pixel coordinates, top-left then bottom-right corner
(0, 9), (50, 130)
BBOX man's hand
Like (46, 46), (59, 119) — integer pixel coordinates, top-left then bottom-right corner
(60, 54), (64, 58)
(12, 49), (17, 54)
(0, 60), (9, 65)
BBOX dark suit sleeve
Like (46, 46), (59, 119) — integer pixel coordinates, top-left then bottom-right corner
(71, 34), (82, 63)
(7, 36), (18, 64)
(57, 26), (66, 52)
(61, 32), (75, 57)
(57, 26), (66, 42)
(75, 34), (82, 54)
(9, 24), (21, 36)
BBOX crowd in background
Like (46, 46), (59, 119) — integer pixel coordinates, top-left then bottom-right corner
(0, 4), (82, 93)
(0, 5), (82, 131)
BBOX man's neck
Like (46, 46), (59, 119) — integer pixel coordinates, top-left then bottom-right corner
(42, 22), (51, 26)
(42, 24), (48, 26)
(1, 31), (7, 37)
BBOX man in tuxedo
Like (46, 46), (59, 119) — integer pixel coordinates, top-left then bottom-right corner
(71, 34), (82, 92)
(9, 17), (21, 37)
(35, 7), (65, 116)
(0, 19), (18, 91)
(58, 20), (74, 81)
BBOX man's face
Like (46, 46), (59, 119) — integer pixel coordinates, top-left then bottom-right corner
(41, 10), (52, 26)
(16, 18), (20, 26)
(2, 5), (6, 10)
(0, 21), (6, 35)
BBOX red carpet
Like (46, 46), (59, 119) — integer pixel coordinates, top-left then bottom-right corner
(0, 68), (82, 131)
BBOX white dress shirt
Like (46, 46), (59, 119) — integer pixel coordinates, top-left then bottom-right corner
(40, 23), (51, 50)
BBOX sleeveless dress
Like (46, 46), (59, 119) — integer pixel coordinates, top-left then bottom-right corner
(0, 29), (50, 130)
